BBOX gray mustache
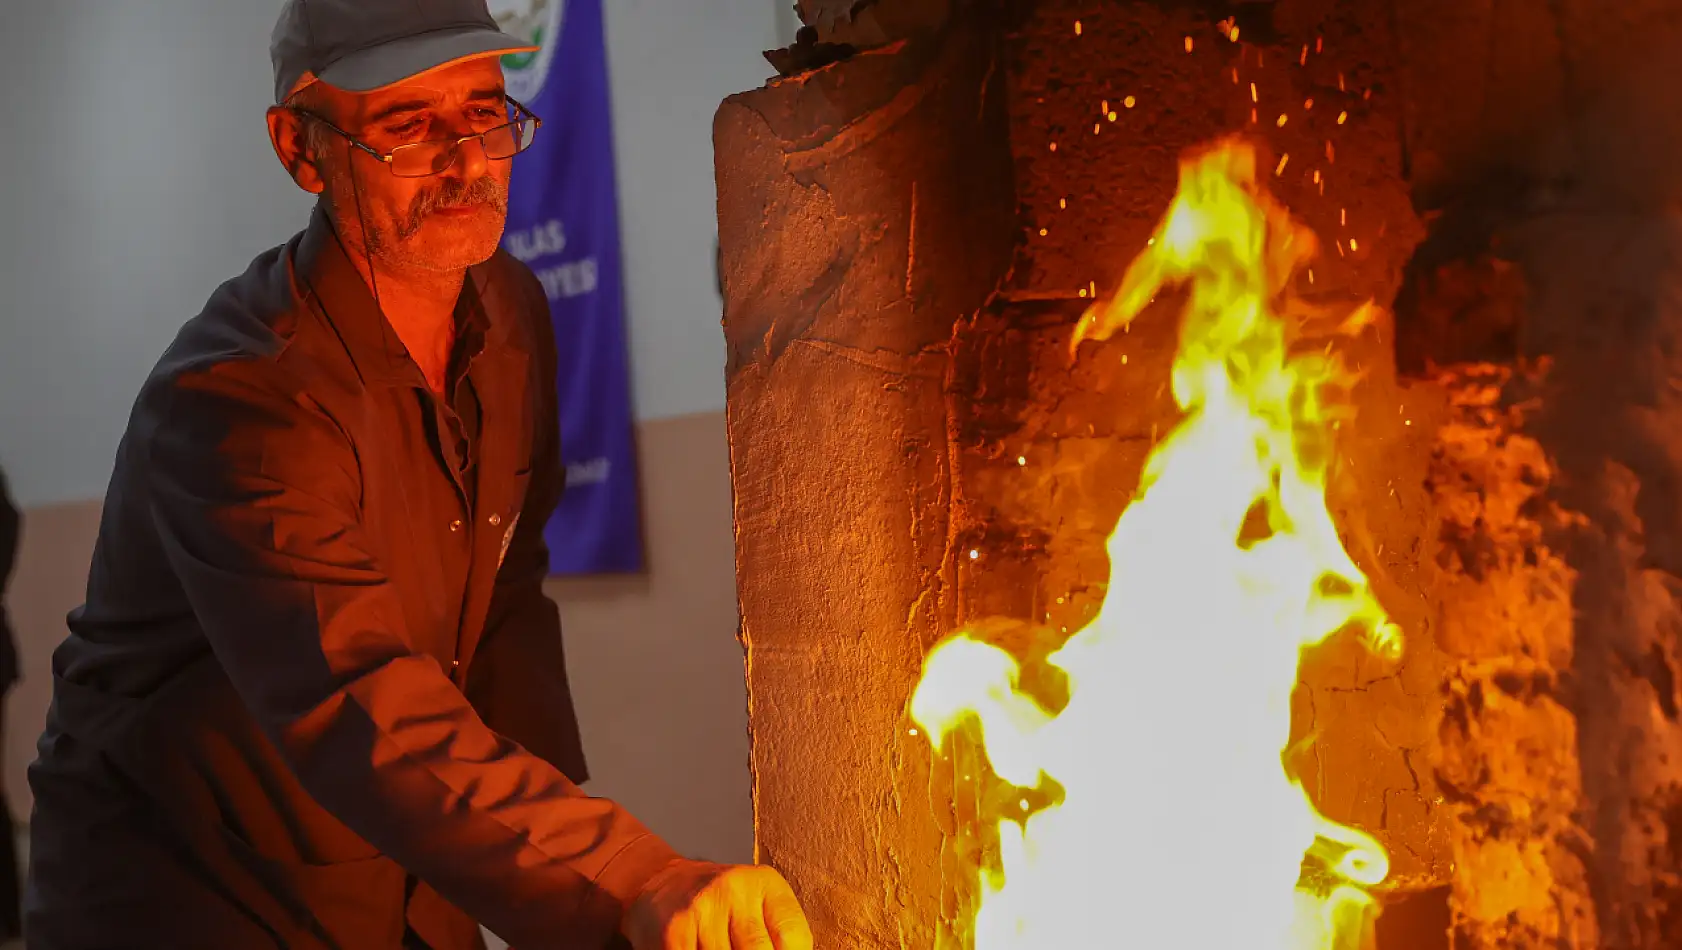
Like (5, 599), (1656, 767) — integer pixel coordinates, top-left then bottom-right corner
(399, 177), (508, 234)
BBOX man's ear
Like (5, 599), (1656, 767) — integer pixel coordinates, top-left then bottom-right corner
(267, 106), (326, 195)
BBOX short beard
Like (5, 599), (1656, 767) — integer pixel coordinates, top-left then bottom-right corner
(317, 156), (509, 271)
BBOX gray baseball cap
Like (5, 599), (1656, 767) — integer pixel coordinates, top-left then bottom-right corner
(271, 0), (538, 104)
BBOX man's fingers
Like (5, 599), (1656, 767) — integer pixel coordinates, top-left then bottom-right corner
(701, 905), (734, 950)
(663, 913), (698, 950)
(629, 860), (810, 950)
(728, 911), (775, 950)
(724, 869), (775, 949)
(761, 883), (814, 950)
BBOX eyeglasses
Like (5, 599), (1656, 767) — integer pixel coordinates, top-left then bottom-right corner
(292, 97), (543, 178)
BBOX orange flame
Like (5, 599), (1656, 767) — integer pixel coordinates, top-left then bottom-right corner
(912, 138), (1400, 949)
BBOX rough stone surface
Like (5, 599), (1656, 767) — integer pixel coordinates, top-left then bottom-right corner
(1426, 364), (1594, 948)
(1391, 1), (1682, 945)
(1521, 213), (1682, 950)
(1416, 233), (1682, 948)
(1462, 210), (1682, 949)
(714, 9), (1018, 946)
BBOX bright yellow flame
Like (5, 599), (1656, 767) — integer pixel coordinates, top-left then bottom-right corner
(911, 137), (1400, 950)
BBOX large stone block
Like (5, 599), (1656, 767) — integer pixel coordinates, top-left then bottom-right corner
(714, 8), (1018, 945)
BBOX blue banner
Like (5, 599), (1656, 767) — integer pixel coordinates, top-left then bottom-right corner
(494, 0), (643, 574)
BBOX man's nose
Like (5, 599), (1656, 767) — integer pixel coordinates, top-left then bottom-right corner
(451, 136), (490, 180)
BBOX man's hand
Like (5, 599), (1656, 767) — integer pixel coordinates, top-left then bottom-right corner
(624, 858), (813, 950)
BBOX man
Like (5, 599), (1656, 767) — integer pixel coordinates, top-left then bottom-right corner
(25, 2), (811, 949)
(0, 465), (19, 941)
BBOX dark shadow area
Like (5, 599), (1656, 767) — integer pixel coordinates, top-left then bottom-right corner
(1377, 886), (1452, 950)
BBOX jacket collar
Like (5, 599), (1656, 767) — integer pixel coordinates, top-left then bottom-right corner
(291, 205), (500, 388)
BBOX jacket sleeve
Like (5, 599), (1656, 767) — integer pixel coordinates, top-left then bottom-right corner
(144, 361), (677, 950)
(0, 470), (18, 591)
(466, 269), (589, 782)
(0, 471), (19, 688)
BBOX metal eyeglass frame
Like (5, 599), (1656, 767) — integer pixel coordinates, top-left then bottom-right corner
(290, 96), (543, 177)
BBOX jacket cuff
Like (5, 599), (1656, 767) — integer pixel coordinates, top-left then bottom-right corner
(578, 833), (682, 939)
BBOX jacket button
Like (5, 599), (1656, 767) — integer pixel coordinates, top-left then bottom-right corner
(488, 513), (503, 527)
(449, 519), (463, 533)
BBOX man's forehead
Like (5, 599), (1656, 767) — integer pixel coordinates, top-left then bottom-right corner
(335, 59), (508, 121)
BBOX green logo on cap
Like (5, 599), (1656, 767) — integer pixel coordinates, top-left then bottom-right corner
(490, 0), (565, 101)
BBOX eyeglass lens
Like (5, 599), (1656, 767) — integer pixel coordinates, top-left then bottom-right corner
(389, 118), (539, 178)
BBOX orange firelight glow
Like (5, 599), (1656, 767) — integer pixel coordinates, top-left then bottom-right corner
(911, 138), (1400, 950)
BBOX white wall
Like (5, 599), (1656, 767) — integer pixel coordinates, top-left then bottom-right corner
(604, 0), (786, 420)
(0, 1), (309, 507)
(0, 0), (784, 508)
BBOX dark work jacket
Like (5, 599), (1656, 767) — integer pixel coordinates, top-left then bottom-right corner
(26, 208), (676, 950)
(0, 469), (17, 689)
